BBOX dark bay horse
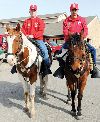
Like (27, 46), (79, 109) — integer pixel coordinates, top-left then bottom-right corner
(6, 23), (52, 118)
(65, 33), (91, 119)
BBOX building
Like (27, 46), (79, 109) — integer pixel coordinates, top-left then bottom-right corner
(87, 16), (100, 48)
(0, 13), (100, 48)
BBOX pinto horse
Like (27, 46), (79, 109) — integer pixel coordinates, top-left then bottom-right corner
(6, 23), (52, 118)
(65, 33), (91, 119)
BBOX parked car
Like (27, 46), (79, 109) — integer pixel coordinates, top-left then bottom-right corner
(45, 40), (62, 58)
(0, 34), (8, 51)
(0, 34), (8, 62)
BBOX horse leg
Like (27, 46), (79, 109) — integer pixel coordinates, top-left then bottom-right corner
(18, 74), (29, 112)
(77, 92), (83, 116)
(29, 82), (36, 118)
(39, 74), (44, 94)
(24, 91), (29, 112)
(77, 80), (86, 118)
(39, 74), (48, 100)
(22, 80), (29, 112)
(71, 90), (76, 116)
(66, 82), (71, 104)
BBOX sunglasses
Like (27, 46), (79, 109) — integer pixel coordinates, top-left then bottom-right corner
(71, 9), (78, 11)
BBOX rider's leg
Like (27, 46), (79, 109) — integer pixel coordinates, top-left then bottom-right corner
(87, 43), (100, 78)
(36, 40), (52, 75)
(56, 42), (69, 59)
(87, 44), (96, 65)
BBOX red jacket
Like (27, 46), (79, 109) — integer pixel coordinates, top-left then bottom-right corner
(63, 15), (88, 41)
(21, 17), (45, 40)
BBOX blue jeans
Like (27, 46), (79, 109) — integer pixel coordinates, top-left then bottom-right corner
(58, 41), (69, 54)
(36, 40), (50, 66)
(87, 43), (96, 64)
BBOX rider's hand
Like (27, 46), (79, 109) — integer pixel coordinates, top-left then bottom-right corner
(26, 35), (34, 39)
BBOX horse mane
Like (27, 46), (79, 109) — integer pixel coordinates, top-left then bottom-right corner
(69, 33), (84, 46)
(21, 33), (42, 68)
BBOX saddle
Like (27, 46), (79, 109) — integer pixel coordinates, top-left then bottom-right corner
(28, 38), (52, 77)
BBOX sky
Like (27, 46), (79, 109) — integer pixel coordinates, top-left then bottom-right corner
(0, 0), (100, 20)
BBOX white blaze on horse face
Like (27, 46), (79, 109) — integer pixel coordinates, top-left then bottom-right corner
(7, 35), (17, 65)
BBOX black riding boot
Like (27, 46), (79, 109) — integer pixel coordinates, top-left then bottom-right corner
(53, 58), (65, 79)
(43, 65), (52, 76)
(11, 65), (17, 74)
(91, 65), (100, 78)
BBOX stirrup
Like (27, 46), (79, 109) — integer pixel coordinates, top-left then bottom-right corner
(53, 67), (64, 79)
(11, 65), (17, 74)
(91, 66), (100, 78)
(56, 49), (68, 61)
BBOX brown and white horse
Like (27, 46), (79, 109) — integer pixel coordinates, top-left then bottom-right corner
(6, 23), (52, 118)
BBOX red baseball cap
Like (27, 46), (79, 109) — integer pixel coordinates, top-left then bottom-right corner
(70, 3), (79, 11)
(29, 4), (37, 11)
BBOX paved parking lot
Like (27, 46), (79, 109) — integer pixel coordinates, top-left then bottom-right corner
(0, 59), (100, 122)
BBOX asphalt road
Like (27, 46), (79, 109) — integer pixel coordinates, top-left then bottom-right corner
(0, 58), (100, 122)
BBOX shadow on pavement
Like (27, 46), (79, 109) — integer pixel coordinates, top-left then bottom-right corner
(0, 81), (40, 111)
(0, 81), (24, 110)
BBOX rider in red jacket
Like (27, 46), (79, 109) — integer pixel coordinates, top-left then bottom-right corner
(63, 16), (88, 41)
(54, 3), (100, 79)
(21, 4), (52, 76)
(54, 3), (88, 79)
(62, 3), (88, 48)
(21, 12), (45, 40)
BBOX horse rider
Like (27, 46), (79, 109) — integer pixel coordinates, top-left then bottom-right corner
(53, 3), (100, 78)
(11, 4), (52, 76)
(86, 38), (96, 66)
(86, 38), (100, 78)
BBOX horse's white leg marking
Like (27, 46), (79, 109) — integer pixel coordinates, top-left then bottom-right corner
(29, 82), (36, 117)
(39, 75), (48, 95)
(17, 73), (29, 110)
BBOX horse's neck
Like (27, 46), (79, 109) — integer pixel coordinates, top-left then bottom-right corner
(21, 33), (36, 49)
(21, 33), (42, 68)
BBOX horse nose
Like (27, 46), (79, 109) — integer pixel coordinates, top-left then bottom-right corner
(7, 55), (15, 66)
(71, 63), (81, 71)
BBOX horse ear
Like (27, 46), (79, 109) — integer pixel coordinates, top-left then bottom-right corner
(16, 23), (20, 32)
(6, 24), (10, 32)
(80, 29), (84, 40)
(68, 30), (72, 38)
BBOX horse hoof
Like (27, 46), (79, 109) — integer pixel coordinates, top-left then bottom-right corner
(29, 111), (35, 119)
(70, 110), (76, 116)
(40, 93), (48, 100)
(77, 111), (82, 116)
(41, 94), (48, 100)
(76, 111), (83, 120)
(66, 99), (71, 104)
(23, 107), (29, 112)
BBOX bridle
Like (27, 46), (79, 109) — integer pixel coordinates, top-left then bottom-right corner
(67, 34), (88, 76)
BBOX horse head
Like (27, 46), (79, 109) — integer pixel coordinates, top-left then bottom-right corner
(68, 32), (86, 72)
(6, 23), (23, 65)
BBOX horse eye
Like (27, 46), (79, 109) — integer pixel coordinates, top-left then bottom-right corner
(19, 34), (22, 38)
(15, 40), (19, 43)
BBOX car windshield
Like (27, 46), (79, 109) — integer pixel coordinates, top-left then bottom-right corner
(49, 41), (58, 46)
